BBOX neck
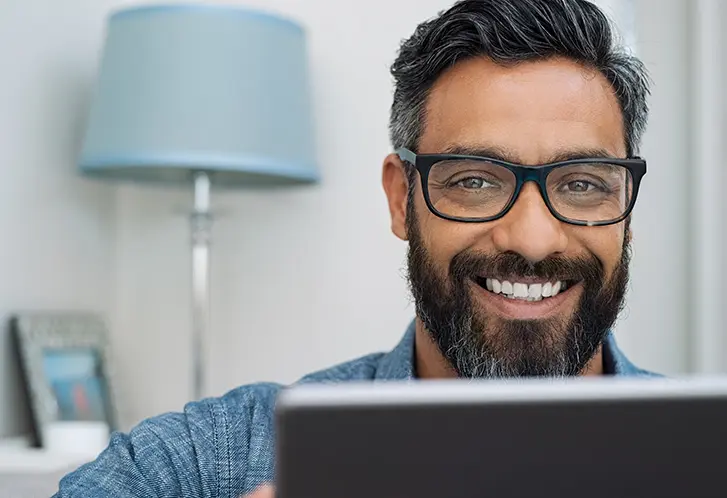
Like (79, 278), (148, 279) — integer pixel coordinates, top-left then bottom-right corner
(414, 318), (604, 379)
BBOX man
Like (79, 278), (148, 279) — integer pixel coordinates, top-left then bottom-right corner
(55, 0), (657, 496)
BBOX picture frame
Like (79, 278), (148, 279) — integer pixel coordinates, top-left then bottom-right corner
(10, 312), (119, 448)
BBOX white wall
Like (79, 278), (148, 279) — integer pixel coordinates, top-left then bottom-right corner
(690, 0), (727, 373)
(611, 0), (692, 373)
(0, 0), (117, 438)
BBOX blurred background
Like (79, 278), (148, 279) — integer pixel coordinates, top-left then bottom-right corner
(0, 0), (723, 442)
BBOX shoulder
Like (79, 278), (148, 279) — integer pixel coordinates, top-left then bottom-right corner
(175, 353), (387, 457)
(604, 333), (664, 378)
(295, 352), (387, 384)
(209, 381), (284, 418)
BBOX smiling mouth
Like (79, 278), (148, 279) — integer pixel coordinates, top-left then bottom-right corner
(473, 276), (579, 302)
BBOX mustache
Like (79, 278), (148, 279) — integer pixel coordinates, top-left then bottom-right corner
(449, 251), (604, 284)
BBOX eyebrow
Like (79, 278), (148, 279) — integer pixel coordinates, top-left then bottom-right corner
(440, 144), (621, 164)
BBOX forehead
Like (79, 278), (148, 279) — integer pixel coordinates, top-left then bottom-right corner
(419, 56), (626, 162)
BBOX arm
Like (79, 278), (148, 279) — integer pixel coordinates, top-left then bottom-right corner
(53, 383), (282, 498)
(52, 412), (200, 497)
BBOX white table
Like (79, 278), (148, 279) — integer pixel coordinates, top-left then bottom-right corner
(0, 437), (93, 497)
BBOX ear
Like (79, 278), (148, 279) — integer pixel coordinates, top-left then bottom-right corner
(382, 153), (410, 241)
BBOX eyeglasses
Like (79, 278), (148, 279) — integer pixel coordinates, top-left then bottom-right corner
(396, 147), (647, 226)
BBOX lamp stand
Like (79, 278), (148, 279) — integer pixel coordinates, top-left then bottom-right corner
(190, 171), (212, 400)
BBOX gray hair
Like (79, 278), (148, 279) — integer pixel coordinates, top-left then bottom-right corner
(389, 0), (651, 157)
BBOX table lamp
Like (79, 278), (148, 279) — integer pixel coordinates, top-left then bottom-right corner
(79, 5), (318, 400)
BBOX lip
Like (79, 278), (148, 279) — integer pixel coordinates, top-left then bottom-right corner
(469, 279), (582, 320)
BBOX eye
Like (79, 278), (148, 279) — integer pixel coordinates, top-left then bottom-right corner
(566, 180), (596, 192)
(557, 177), (609, 194)
(453, 177), (494, 189)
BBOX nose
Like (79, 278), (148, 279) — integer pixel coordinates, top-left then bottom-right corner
(491, 182), (568, 262)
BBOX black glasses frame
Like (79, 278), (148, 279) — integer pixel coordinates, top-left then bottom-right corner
(396, 147), (647, 226)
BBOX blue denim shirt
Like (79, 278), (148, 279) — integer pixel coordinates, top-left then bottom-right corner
(54, 321), (657, 497)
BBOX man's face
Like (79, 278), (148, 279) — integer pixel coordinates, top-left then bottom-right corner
(383, 56), (631, 377)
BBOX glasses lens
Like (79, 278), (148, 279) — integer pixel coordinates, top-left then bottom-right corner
(546, 162), (633, 223)
(427, 159), (517, 219)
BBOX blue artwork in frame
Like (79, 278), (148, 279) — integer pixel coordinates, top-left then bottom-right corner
(11, 313), (118, 448)
(42, 348), (111, 423)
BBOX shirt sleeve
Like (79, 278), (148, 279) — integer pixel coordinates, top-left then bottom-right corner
(51, 383), (281, 498)
(52, 410), (207, 498)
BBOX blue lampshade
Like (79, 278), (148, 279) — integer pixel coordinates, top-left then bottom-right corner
(79, 5), (318, 187)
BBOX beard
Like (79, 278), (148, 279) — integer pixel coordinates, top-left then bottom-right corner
(406, 210), (631, 379)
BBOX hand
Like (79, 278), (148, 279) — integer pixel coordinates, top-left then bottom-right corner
(245, 484), (275, 497)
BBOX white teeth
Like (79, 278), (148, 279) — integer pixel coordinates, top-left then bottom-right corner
(492, 279), (501, 294)
(483, 278), (565, 301)
(513, 283), (528, 298)
(542, 282), (552, 297)
(528, 283), (542, 299)
(501, 281), (513, 295)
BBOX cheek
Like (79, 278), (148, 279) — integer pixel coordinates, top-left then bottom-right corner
(575, 225), (625, 275)
(415, 195), (492, 263)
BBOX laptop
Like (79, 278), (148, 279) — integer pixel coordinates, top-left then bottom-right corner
(275, 376), (727, 498)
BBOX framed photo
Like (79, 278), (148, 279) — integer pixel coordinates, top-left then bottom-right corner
(11, 312), (119, 448)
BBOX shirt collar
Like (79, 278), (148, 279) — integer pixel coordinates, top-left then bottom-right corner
(602, 332), (660, 377)
(375, 319), (659, 380)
